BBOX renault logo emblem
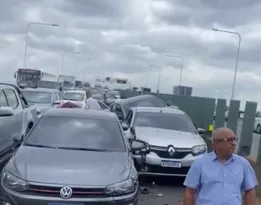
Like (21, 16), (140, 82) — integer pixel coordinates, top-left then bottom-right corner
(60, 186), (73, 199)
(168, 146), (175, 156)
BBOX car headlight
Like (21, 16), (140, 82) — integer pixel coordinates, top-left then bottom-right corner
(105, 178), (136, 196)
(192, 145), (206, 156)
(1, 172), (28, 192)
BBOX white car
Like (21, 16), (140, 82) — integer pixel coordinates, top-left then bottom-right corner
(61, 90), (110, 111)
(61, 90), (86, 108)
(122, 107), (207, 177)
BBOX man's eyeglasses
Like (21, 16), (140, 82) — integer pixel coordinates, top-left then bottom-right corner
(214, 137), (238, 142)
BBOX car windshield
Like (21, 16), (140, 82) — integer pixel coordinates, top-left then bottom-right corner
(134, 112), (197, 133)
(22, 91), (52, 104)
(62, 92), (84, 101)
(106, 91), (119, 99)
(92, 93), (104, 100)
(25, 116), (126, 152)
(123, 97), (166, 115)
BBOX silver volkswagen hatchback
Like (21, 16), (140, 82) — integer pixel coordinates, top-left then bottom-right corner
(1, 108), (148, 205)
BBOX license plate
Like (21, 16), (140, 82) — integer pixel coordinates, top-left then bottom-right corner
(161, 160), (181, 168)
(48, 203), (83, 205)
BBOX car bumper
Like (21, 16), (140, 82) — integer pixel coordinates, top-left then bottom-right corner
(134, 152), (206, 177)
(1, 186), (139, 205)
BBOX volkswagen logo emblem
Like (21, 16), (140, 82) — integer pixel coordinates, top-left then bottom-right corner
(168, 146), (175, 156)
(60, 186), (73, 199)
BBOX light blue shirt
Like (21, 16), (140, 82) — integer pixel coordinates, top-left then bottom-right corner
(184, 152), (258, 205)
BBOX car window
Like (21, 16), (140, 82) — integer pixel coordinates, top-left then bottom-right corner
(126, 110), (133, 126)
(25, 116), (126, 152)
(105, 91), (119, 99)
(62, 92), (85, 101)
(22, 91), (52, 104)
(134, 112), (197, 134)
(92, 93), (104, 101)
(110, 104), (116, 112)
(115, 104), (123, 114)
(53, 93), (60, 101)
(257, 112), (261, 118)
(4, 89), (19, 108)
(98, 101), (108, 110)
(0, 90), (8, 107)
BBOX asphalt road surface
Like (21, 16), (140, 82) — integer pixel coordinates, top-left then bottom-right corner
(138, 176), (184, 205)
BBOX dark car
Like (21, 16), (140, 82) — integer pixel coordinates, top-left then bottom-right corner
(1, 108), (149, 205)
(110, 94), (167, 121)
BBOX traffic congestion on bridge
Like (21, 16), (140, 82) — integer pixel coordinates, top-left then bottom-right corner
(1, 1), (261, 205)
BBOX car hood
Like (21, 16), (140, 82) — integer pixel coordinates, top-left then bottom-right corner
(135, 126), (206, 148)
(27, 103), (51, 112)
(7, 146), (130, 186)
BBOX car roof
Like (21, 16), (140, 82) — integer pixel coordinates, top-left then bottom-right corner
(116, 95), (165, 106)
(134, 106), (185, 114)
(43, 108), (118, 121)
(0, 84), (15, 90)
(21, 87), (58, 92)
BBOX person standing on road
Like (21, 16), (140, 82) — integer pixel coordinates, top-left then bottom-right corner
(183, 127), (258, 205)
(85, 88), (101, 110)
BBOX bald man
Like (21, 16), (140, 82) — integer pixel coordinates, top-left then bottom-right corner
(183, 127), (258, 205)
(85, 88), (101, 110)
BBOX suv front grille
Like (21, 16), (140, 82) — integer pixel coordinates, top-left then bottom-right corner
(150, 146), (192, 159)
(27, 184), (106, 198)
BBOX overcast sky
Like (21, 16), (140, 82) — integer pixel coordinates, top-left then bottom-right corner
(1, 0), (261, 108)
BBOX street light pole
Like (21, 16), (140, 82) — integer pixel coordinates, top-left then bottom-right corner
(149, 65), (161, 93)
(165, 55), (184, 86)
(61, 51), (80, 75)
(212, 28), (241, 100)
(24, 22), (59, 68)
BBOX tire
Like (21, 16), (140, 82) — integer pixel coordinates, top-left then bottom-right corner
(256, 124), (261, 134)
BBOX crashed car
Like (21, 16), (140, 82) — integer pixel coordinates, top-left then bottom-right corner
(122, 106), (207, 177)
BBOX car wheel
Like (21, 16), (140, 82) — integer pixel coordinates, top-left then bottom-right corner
(256, 124), (261, 134)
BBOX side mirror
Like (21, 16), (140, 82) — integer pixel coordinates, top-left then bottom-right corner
(14, 73), (17, 78)
(166, 101), (172, 106)
(197, 128), (206, 134)
(131, 140), (150, 154)
(0, 107), (15, 117)
(130, 126), (135, 135)
(121, 122), (129, 131)
(118, 114), (124, 121)
(12, 133), (23, 145)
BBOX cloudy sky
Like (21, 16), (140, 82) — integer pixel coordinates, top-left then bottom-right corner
(1, 0), (261, 108)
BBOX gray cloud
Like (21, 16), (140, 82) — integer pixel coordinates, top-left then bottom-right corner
(1, 0), (261, 106)
(154, 0), (261, 28)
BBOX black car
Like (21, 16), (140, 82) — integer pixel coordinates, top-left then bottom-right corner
(110, 95), (167, 121)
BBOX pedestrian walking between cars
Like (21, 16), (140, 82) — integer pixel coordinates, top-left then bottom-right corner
(85, 88), (101, 110)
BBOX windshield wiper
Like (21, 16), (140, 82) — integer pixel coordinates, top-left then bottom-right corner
(24, 143), (57, 149)
(57, 147), (109, 152)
